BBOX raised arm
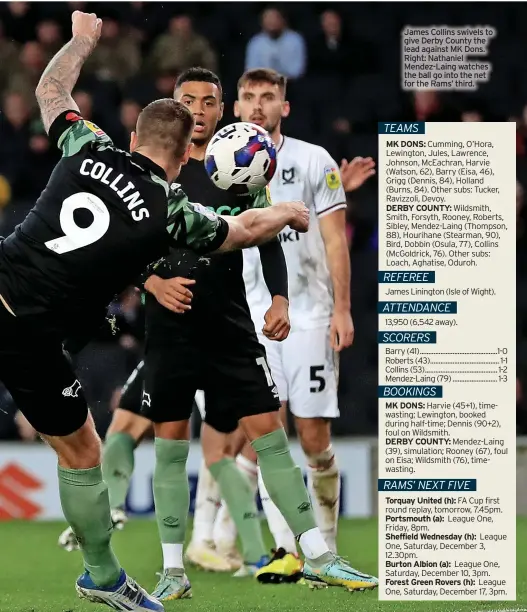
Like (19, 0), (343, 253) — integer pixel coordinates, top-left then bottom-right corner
(36, 11), (101, 133)
(215, 202), (308, 252)
(143, 193), (308, 314)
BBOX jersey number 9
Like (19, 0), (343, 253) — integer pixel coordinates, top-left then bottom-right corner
(45, 192), (110, 255)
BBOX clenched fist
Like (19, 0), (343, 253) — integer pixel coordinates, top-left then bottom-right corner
(72, 10), (102, 42)
(285, 201), (309, 233)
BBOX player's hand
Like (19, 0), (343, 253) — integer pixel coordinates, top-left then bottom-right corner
(145, 274), (196, 314)
(339, 157), (376, 192)
(285, 201), (309, 233)
(71, 10), (102, 43)
(330, 308), (355, 351)
(263, 295), (290, 341)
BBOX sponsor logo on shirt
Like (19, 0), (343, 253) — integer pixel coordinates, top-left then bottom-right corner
(83, 120), (105, 137)
(324, 165), (341, 190)
(208, 205), (241, 216)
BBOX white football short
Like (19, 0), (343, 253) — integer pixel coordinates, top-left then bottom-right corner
(258, 325), (339, 419)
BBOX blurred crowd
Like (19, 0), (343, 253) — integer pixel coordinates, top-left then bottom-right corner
(0, 2), (525, 438)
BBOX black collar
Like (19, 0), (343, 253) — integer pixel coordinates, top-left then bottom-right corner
(131, 152), (167, 181)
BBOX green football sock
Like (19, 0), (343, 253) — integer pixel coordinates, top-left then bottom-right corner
(252, 428), (316, 537)
(58, 465), (121, 587)
(101, 432), (136, 510)
(209, 458), (266, 564)
(153, 438), (190, 545)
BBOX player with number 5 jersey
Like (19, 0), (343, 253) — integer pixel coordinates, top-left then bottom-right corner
(0, 15), (309, 611)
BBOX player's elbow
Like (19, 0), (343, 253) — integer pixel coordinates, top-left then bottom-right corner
(219, 218), (253, 252)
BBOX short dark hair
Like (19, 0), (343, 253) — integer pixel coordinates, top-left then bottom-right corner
(136, 98), (194, 158)
(237, 68), (287, 96)
(174, 67), (222, 96)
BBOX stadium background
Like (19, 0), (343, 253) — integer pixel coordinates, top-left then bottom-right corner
(0, 1), (526, 520)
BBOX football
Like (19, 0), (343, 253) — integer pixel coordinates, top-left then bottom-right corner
(204, 122), (277, 195)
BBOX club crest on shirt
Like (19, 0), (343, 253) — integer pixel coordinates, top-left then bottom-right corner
(83, 120), (105, 137)
(324, 166), (341, 190)
(281, 167), (295, 185)
(190, 201), (217, 221)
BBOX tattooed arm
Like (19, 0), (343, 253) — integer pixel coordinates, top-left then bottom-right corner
(35, 12), (102, 134)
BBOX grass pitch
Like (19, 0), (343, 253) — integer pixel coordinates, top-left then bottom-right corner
(0, 519), (525, 612)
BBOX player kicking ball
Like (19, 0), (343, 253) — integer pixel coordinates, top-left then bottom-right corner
(0, 14), (308, 611)
(211, 68), (377, 589)
(60, 68), (292, 580)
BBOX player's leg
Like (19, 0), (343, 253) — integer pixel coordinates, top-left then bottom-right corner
(241, 412), (377, 591)
(103, 408), (151, 521)
(189, 390), (225, 563)
(0, 329), (162, 610)
(252, 336), (298, 556)
(59, 361), (151, 551)
(141, 345), (197, 601)
(186, 420), (237, 572)
(285, 327), (341, 554)
(254, 402), (297, 557)
(213, 337), (296, 561)
(232, 335), (301, 584)
(211, 426), (256, 564)
(249, 401), (304, 584)
(296, 417), (339, 551)
(152, 418), (192, 599)
(202, 395), (268, 574)
(102, 361), (151, 518)
(234, 346), (377, 591)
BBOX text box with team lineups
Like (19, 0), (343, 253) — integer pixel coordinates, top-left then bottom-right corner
(377, 121), (516, 601)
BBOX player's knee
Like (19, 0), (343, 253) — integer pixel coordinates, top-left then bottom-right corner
(47, 416), (102, 469)
(203, 443), (226, 468)
(305, 444), (336, 471)
(240, 411), (282, 442)
(297, 418), (331, 458)
(278, 401), (289, 431)
(241, 439), (258, 464)
(154, 420), (190, 440)
(107, 408), (150, 441)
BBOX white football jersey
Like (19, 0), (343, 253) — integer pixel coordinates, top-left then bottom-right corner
(243, 136), (347, 332)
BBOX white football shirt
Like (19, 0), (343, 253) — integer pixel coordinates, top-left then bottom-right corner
(243, 136), (347, 332)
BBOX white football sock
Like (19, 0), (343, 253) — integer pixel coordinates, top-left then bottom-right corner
(212, 454), (258, 550)
(257, 467), (297, 553)
(162, 543), (184, 570)
(298, 527), (330, 561)
(212, 501), (237, 551)
(236, 454), (258, 492)
(190, 459), (220, 544)
(307, 446), (340, 554)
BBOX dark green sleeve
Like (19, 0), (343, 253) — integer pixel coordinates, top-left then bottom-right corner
(49, 110), (113, 157)
(249, 185), (273, 209)
(167, 186), (228, 254)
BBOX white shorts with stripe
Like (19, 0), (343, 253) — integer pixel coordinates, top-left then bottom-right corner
(258, 325), (339, 419)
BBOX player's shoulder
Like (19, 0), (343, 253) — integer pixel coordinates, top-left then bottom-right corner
(284, 137), (334, 164)
(169, 182), (215, 218)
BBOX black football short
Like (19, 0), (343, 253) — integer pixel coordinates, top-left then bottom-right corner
(0, 306), (88, 436)
(134, 338), (280, 434)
